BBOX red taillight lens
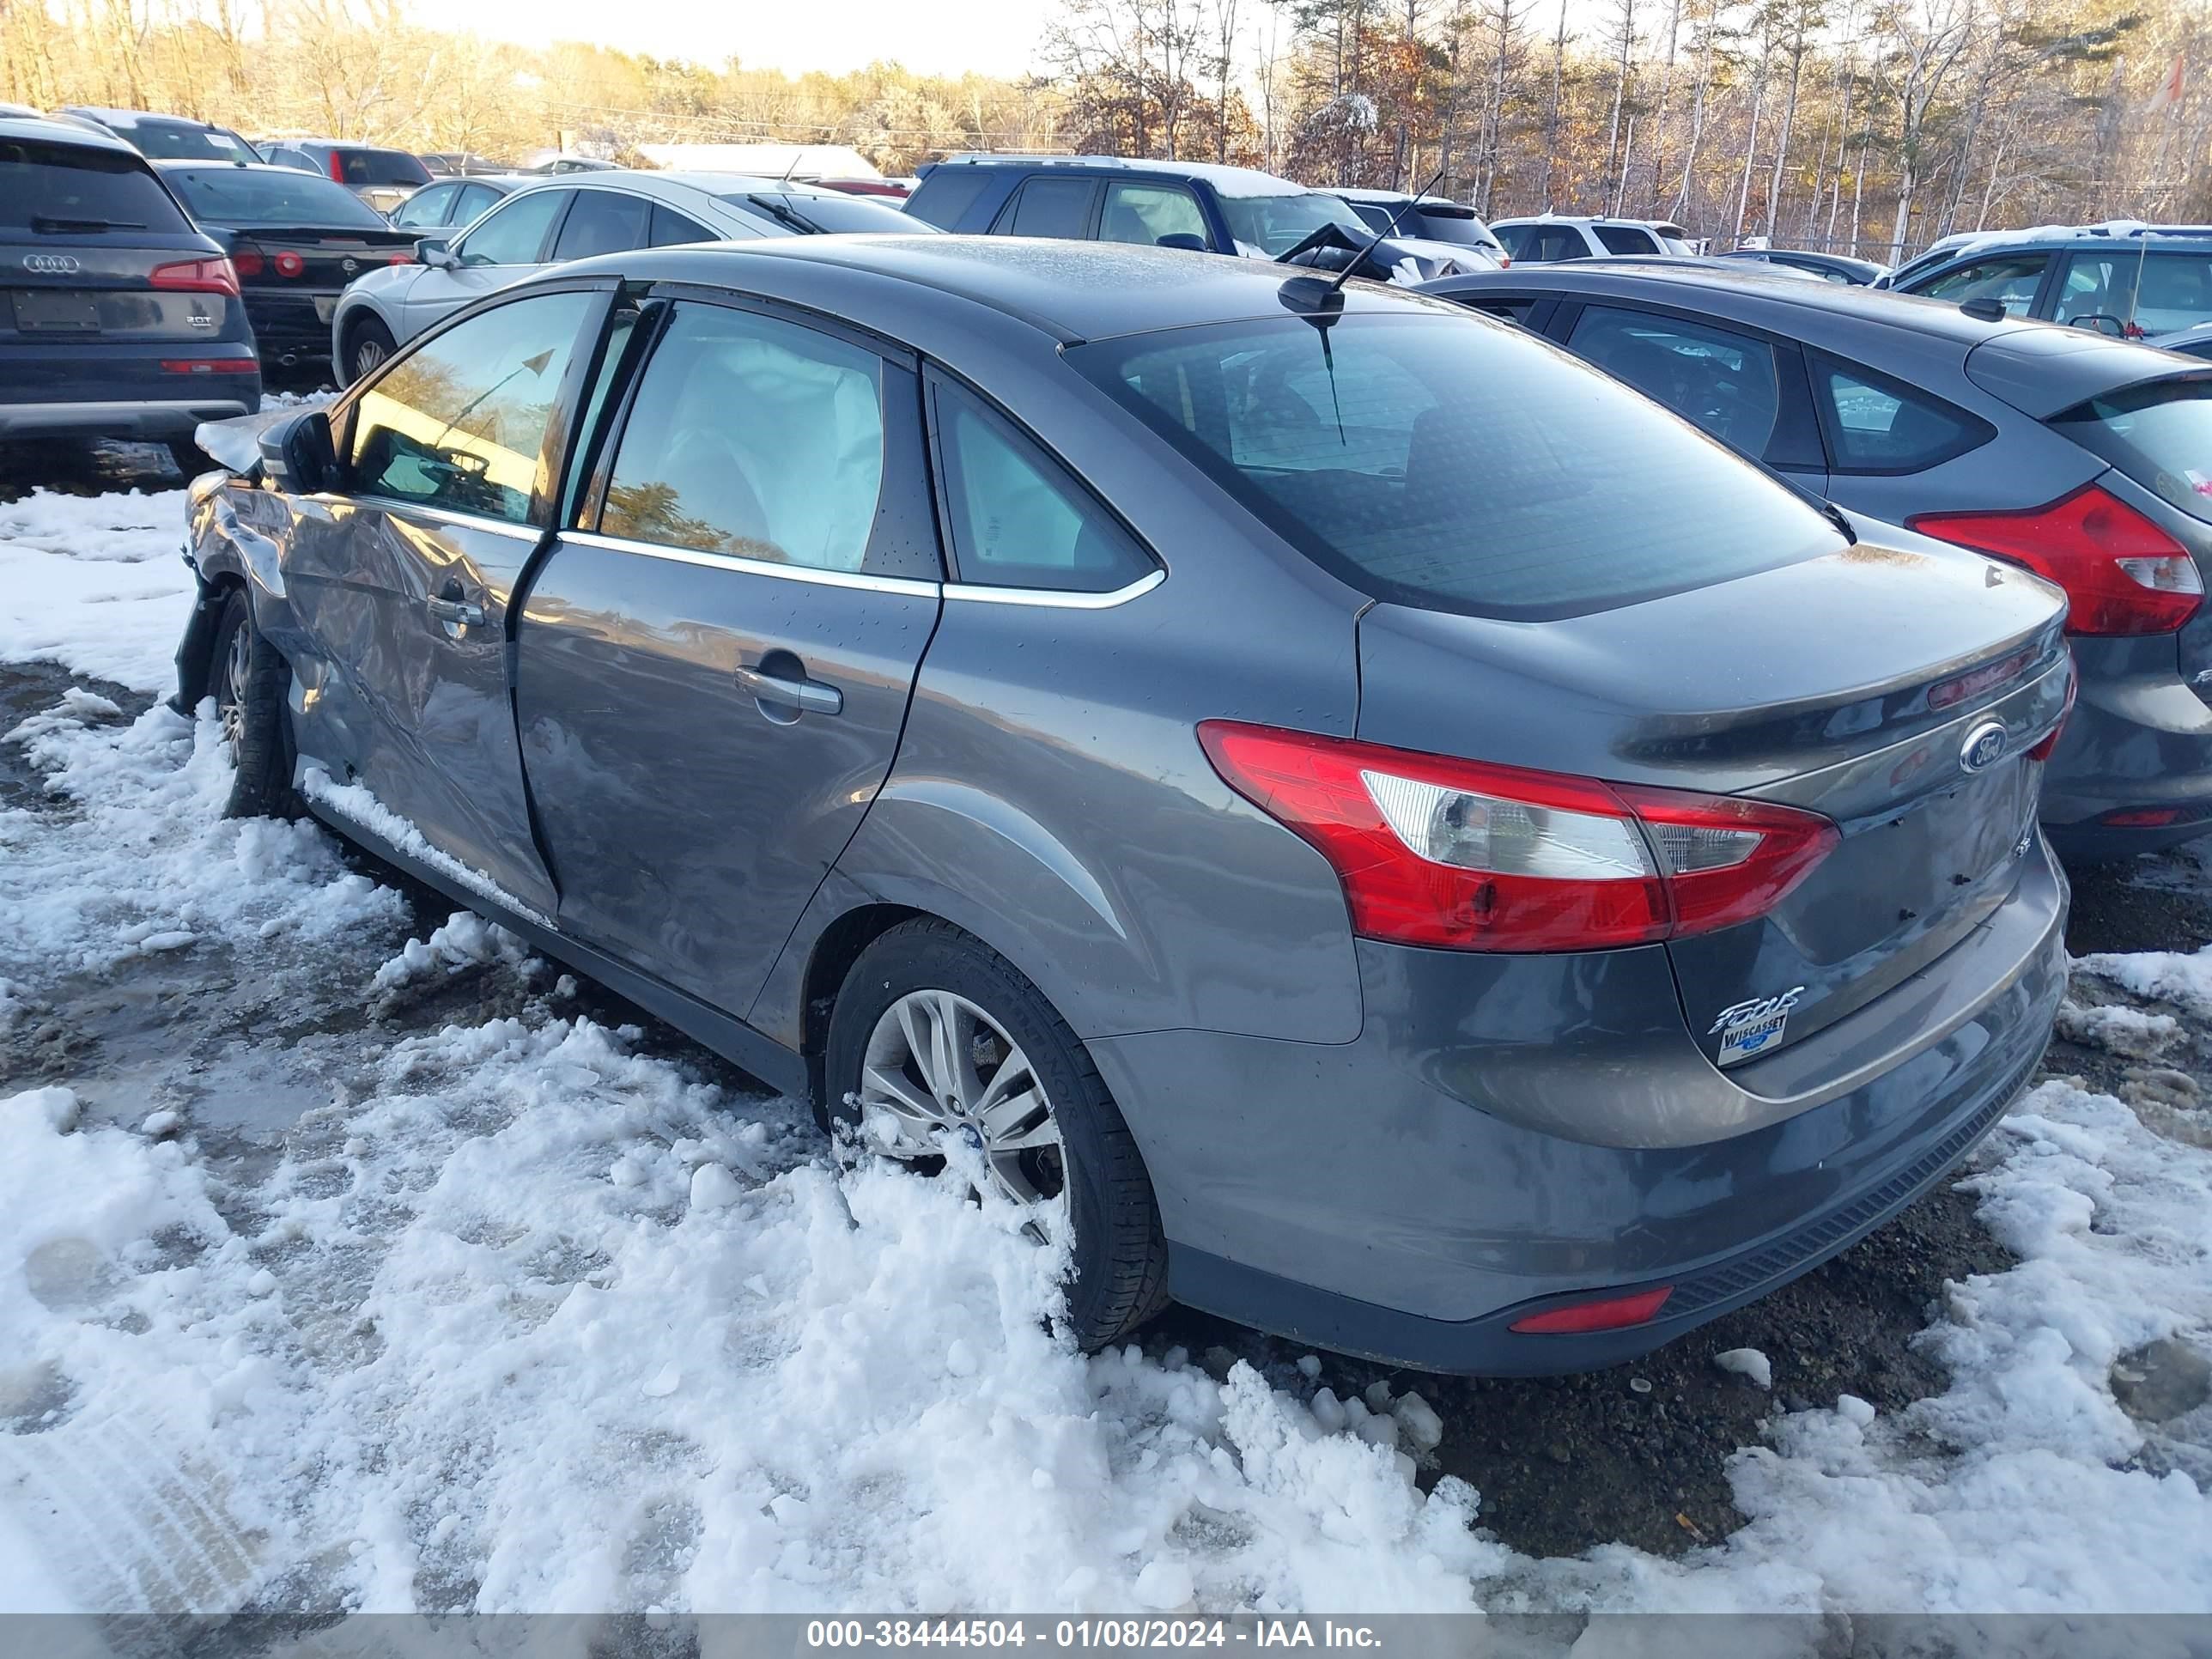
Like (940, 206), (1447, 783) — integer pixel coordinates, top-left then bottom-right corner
(2027, 668), (2078, 763)
(273, 249), (306, 277)
(149, 256), (240, 298)
(327, 155), (346, 183)
(387, 252), (414, 265)
(1510, 1286), (1674, 1334)
(1196, 722), (1838, 952)
(230, 244), (265, 278)
(1911, 486), (2203, 636)
(159, 357), (245, 374)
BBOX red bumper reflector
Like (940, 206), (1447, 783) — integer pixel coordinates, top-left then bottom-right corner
(2100, 806), (2186, 828)
(159, 358), (246, 374)
(1510, 1285), (1674, 1334)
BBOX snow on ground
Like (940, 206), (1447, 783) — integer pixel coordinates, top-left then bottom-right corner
(0, 487), (198, 694)
(2, 485), (2210, 1617)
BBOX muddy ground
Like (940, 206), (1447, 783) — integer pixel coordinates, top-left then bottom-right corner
(5, 437), (2208, 1565)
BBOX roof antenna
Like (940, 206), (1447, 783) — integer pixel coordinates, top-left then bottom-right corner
(1279, 165), (1447, 317)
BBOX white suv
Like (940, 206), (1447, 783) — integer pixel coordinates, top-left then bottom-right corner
(1491, 216), (1698, 263)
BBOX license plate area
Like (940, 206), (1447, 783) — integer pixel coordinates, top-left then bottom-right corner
(11, 289), (101, 333)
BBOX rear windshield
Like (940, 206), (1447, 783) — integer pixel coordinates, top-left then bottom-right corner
(719, 190), (920, 234)
(166, 166), (387, 228)
(334, 148), (431, 187)
(0, 139), (191, 233)
(1407, 205), (1501, 251)
(2051, 378), (2212, 527)
(1068, 312), (1841, 620)
(117, 120), (257, 163)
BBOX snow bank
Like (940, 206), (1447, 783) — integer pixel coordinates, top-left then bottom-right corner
(0, 489), (198, 692)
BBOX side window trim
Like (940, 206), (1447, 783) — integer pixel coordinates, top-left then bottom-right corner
(920, 364), (1163, 605)
(330, 276), (619, 530)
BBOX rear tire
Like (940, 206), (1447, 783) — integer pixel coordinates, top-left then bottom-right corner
(205, 586), (301, 821)
(343, 316), (397, 386)
(825, 918), (1172, 1350)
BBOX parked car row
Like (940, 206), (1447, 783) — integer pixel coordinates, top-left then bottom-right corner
(170, 209), (2157, 1378)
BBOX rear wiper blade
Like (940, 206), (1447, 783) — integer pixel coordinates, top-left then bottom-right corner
(746, 193), (819, 234)
(31, 215), (147, 232)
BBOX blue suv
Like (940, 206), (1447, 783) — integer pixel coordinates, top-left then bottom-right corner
(903, 155), (1476, 276)
(1887, 224), (2212, 339)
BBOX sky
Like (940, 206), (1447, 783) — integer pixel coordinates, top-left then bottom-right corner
(423, 0), (1054, 80)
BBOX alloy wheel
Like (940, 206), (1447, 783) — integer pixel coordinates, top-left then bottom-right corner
(351, 336), (387, 380)
(858, 988), (1067, 1218)
(218, 615), (252, 755)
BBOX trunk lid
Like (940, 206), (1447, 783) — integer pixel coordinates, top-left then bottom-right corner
(1354, 533), (2070, 1076)
(3, 239), (236, 342)
(225, 226), (419, 296)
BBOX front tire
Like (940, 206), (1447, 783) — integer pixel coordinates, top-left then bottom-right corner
(205, 586), (300, 820)
(826, 919), (1171, 1350)
(343, 315), (397, 386)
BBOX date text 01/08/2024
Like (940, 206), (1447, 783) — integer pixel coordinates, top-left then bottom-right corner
(804, 1620), (1385, 1650)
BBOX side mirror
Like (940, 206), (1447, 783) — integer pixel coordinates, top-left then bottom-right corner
(1157, 232), (1208, 252)
(258, 408), (337, 495)
(416, 236), (457, 270)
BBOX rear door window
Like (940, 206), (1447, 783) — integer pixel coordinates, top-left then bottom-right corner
(550, 190), (650, 260)
(0, 138), (191, 234)
(931, 380), (1155, 593)
(388, 181), (458, 228)
(1910, 253), (2048, 316)
(2052, 250), (2212, 337)
(1567, 305), (1783, 456)
(459, 191), (565, 265)
(1070, 312), (1841, 620)
(1099, 181), (1209, 248)
(1812, 356), (1993, 473)
(994, 177), (1097, 239)
(903, 167), (998, 230)
(597, 301), (886, 572)
(348, 289), (595, 523)
(1534, 226), (1590, 260)
(1594, 224), (1660, 255)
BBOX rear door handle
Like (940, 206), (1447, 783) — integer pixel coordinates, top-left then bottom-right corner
(427, 595), (485, 629)
(735, 664), (842, 717)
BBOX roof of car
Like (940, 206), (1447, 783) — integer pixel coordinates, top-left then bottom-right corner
(925, 155), (1318, 198)
(0, 113), (138, 153)
(555, 234), (1440, 343)
(60, 106), (221, 129)
(1492, 214), (1689, 231)
(1422, 258), (2015, 342)
(1334, 187), (1464, 207)
(151, 157), (330, 174)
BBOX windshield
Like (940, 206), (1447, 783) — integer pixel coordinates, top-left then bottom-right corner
(117, 120), (258, 163)
(1069, 312), (1840, 620)
(2051, 379), (2212, 527)
(166, 166), (388, 228)
(720, 190), (922, 234)
(1216, 191), (1369, 258)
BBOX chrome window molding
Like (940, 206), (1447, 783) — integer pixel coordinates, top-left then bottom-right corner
(944, 568), (1165, 610)
(562, 528), (943, 598)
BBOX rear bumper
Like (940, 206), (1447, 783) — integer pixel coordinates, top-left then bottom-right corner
(1090, 838), (2069, 1375)
(2040, 647), (2212, 861)
(0, 394), (257, 441)
(241, 293), (337, 362)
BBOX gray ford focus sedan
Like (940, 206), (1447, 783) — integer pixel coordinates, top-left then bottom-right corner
(174, 236), (2071, 1373)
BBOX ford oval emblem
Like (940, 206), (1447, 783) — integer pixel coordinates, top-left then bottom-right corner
(23, 252), (81, 275)
(1960, 720), (2008, 775)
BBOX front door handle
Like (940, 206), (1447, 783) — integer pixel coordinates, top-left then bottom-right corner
(427, 594), (486, 629)
(735, 663), (842, 718)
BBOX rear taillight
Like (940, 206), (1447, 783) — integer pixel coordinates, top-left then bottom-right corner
(230, 242), (265, 278)
(149, 257), (240, 298)
(159, 357), (244, 374)
(326, 155), (346, 184)
(274, 249), (305, 277)
(1911, 485), (2203, 636)
(1197, 722), (1838, 953)
(387, 252), (414, 265)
